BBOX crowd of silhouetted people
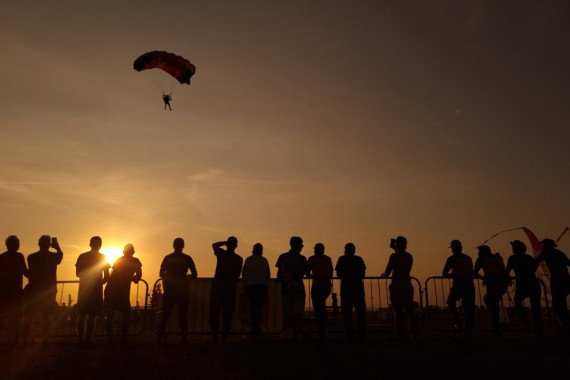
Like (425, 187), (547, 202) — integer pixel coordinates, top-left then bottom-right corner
(0, 233), (569, 348)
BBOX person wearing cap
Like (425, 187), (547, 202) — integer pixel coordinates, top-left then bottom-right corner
(505, 240), (543, 335)
(473, 245), (508, 338)
(442, 239), (475, 339)
(536, 238), (570, 336)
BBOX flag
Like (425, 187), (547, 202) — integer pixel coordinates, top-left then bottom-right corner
(521, 226), (542, 257)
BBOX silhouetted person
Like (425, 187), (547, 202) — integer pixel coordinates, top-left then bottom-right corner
(162, 92), (172, 110)
(505, 240), (543, 335)
(335, 242), (366, 342)
(442, 239), (475, 339)
(104, 244), (142, 345)
(0, 235), (29, 346)
(276, 236), (307, 342)
(158, 237), (197, 344)
(473, 245), (508, 338)
(209, 236), (243, 344)
(242, 242), (270, 344)
(22, 235), (63, 344)
(75, 236), (110, 346)
(306, 242), (333, 341)
(536, 238), (570, 336)
(381, 236), (418, 340)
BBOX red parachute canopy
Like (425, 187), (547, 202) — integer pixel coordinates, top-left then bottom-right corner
(133, 51), (196, 84)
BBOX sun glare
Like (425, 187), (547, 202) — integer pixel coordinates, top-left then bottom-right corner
(100, 247), (123, 266)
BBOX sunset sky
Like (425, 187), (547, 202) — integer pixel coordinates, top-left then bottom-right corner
(1, 1), (568, 285)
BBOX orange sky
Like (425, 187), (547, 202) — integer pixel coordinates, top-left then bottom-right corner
(1, 1), (569, 287)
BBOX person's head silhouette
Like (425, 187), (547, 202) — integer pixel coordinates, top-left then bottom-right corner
(89, 236), (102, 251)
(5, 235), (19, 252)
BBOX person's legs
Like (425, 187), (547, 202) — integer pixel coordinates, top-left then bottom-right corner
(105, 307), (115, 343)
(463, 287), (475, 340)
(292, 292), (306, 340)
(158, 296), (175, 343)
(246, 286), (261, 342)
(354, 291), (366, 341)
(85, 314), (96, 342)
(120, 307), (131, 344)
(209, 292), (222, 342)
(221, 286), (237, 342)
(312, 287), (328, 340)
(341, 291), (353, 341)
(447, 287), (462, 331)
(76, 313), (87, 343)
(484, 290), (501, 337)
(177, 298), (189, 344)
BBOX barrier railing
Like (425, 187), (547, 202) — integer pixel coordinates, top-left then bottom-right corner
(303, 276), (424, 335)
(8, 275), (564, 339)
(423, 276), (552, 334)
(22, 279), (150, 337)
(148, 276), (424, 338)
(149, 278), (283, 336)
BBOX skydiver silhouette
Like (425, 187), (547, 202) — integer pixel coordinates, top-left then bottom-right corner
(162, 92), (172, 111)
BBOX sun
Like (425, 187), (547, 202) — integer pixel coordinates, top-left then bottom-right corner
(100, 246), (123, 266)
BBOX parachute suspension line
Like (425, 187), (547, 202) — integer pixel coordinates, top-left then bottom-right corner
(479, 227), (522, 246)
(555, 227), (569, 244)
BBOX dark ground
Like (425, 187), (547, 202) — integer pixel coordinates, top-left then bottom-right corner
(1, 328), (569, 380)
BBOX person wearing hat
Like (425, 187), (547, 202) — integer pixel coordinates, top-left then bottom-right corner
(442, 239), (475, 339)
(505, 240), (543, 335)
(473, 245), (508, 338)
(536, 238), (570, 336)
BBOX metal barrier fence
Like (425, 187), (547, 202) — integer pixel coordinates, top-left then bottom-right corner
(149, 278), (283, 336)
(7, 275), (566, 339)
(303, 277), (424, 335)
(423, 276), (553, 334)
(18, 279), (150, 337)
(149, 277), (424, 337)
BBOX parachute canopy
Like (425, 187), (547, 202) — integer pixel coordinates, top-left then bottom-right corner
(133, 51), (196, 85)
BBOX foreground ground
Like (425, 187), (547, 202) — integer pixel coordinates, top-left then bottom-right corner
(1, 328), (569, 379)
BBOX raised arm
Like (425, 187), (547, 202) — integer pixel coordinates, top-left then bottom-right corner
(212, 241), (227, 255)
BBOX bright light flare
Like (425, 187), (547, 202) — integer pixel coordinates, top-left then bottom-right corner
(100, 247), (123, 266)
